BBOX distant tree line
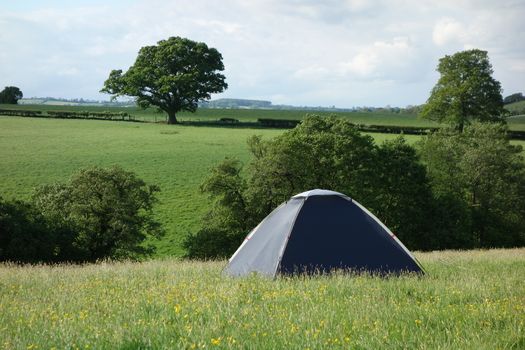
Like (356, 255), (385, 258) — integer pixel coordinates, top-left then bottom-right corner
(0, 166), (163, 263)
(0, 109), (133, 121)
(503, 92), (525, 105)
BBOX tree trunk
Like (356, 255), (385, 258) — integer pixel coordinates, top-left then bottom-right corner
(167, 110), (178, 124)
(457, 118), (465, 133)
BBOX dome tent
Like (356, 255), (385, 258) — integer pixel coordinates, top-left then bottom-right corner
(225, 189), (424, 277)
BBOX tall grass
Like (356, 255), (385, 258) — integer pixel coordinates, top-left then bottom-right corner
(1, 249), (524, 349)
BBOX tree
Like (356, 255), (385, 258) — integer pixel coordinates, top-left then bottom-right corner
(101, 37), (227, 124)
(420, 49), (505, 131)
(418, 123), (525, 248)
(184, 116), (436, 258)
(0, 86), (23, 104)
(33, 166), (163, 261)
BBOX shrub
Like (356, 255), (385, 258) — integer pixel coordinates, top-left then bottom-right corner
(0, 197), (61, 263)
(33, 166), (164, 261)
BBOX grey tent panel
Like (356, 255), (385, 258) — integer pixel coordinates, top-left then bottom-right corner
(225, 198), (304, 277)
(224, 189), (424, 277)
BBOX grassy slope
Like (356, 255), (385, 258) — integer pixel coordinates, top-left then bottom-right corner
(1, 103), (439, 126)
(506, 101), (525, 131)
(506, 100), (525, 113)
(0, 249), (524, 349)
(5, 103), (525, 131)
(0, 117), (282, 256)
(1, 116), (524, 256)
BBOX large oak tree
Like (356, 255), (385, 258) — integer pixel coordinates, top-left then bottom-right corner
(420, 49), (504, 131)
(101, 37), (227, 124)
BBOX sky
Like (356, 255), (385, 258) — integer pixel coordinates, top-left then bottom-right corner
(0, 0), (524, 108)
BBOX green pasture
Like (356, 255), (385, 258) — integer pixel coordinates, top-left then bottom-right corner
(4, 103), (525, 131)
(506, 100), (525, 113)
(1, 116), (524, 256)
(1, 103), (438, 126)
(0, 117), (279, 256)
(0, 248), (524, 349)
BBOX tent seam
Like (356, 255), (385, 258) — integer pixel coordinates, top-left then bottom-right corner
(274, 198), (306, 277)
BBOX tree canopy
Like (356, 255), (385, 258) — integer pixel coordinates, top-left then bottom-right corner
(184, 116), (436, 258)
(0, 86), (23, 104)
(418, 123), (525, 248)
(101, 37), (227, 124)
(420, 49), (505, 131)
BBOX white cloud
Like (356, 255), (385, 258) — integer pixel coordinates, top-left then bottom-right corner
(432, 18), (468, 46)
(0, 0), (523, 106)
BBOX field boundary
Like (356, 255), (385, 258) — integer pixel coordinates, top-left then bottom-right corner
(2, 109), (525, 139)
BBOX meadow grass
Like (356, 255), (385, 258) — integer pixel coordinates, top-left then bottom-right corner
(1, 116), (524, 256)
(0, 248), (523, 349)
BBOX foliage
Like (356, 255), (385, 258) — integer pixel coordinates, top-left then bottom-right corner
(0, 86), (23, 104)
(0, 197), (60, 263)
(185, 116), (436, 258)
(33, 166), (163, 261)
(372, 138), (436, 250)
(418, 122), (525, 248)
(183, 159), (249, 259)
(0, 249), (524, 349)
(420, 49), (505, 131)
(101, 36), (227, 124)
(503, 92), (525, 104)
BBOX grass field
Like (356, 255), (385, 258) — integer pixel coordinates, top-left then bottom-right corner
(0, 248), (524, 349)
(506, 100), (525, 113)
(5, 103), (525, 132)
(0, 103), (440, 126)
(0, 117), (282, 256)
(1, 116), (524, 256)
(0, 116), (426, 256)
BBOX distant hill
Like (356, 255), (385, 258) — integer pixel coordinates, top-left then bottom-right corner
(18, 96), (415, 114)
(19, 97), (135, 107)
(199, 98), (272, 109)
(199, 98), (409, 113)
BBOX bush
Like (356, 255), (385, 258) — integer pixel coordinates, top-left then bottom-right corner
(33, 166), (164, 261)
(0, 197), (61, 263)
(2, 166), (163, 263)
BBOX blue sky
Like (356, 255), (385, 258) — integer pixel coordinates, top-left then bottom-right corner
(1, 0), (524, 107)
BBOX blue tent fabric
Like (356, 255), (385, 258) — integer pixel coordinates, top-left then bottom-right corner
(225, 189), (424, 277)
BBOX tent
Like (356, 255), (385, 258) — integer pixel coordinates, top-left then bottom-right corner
(225, 189), (424, 277)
